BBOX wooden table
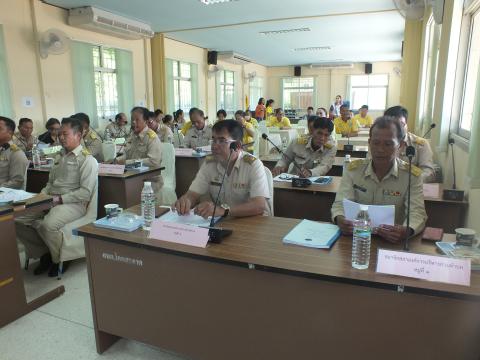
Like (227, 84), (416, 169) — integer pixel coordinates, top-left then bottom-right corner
(274, 178), (468, 233)
(260, 155), (360, 176)
(0, 194), (65, 328)
(26, 167), (164, 218)
(175, 154), (206, 198)
(336, 144), (368, 158)
(77, 214), (480, 359)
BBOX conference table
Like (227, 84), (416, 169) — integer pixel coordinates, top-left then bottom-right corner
(175, 153), (206, 197)
(336, 136), (369, 147)
(26, 167), (164, 218)
(336, 144), (369, 157)
(0, 194), (64, 328)
(77, 211), (480, 359)
(273, 178), (468, 233)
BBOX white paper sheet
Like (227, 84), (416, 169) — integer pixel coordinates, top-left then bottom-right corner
(159, 209), (220, 228)
(0, 187), (36, 203)
(343, 199), (394, 228)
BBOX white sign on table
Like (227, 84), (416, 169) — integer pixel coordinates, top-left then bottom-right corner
(98, 164), (125, 175)
(376, 249), (471, 286)
(149, 219), (209, 248)
(175, 148), (194, 157)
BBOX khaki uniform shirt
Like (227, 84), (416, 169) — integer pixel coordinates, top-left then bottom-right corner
(401, 132), (435, 183)
(117, 126), (162, 167)
(276, 135), (337, 176)
(104, 122), (131, 139)
(0, 142), (29, 189)
(13, 132), (37, 154)
(155, 124), (174, 143)
(41, 144), (98, 205)
(82, 129), (103, 162)
(189, 151), (272, 216)
(331, 158), (427, 235)
(184, 124), (212, 149)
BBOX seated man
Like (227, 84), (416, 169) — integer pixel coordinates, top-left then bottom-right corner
(0, 116), (29, 189)
(38, 117), (61, 146)
(384, 106), (435, 183)
(13, 117), (37, 157)
(353, 105), (373, 128)
(267, 108), (291, 129)
(104, 112), (131, 139)
(333, 104), (359, 137)
(174, 120), (271, 218)
(116, 107), (163, 202)
(16, 117), (98, 276)
(331, 116), (427, 243)
(272, 117), (337, 178)
(183, 108), (212, 149)
(147, 111), (173, 143)
(72, 112), (103, 162)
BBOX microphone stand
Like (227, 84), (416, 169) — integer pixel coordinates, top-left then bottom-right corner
(208, 143), (235, 243)
(175, 124), (182, 148)
(404, 146), (415, 251)
(422, 124), (436, 138)
(262, 134), (303, 174)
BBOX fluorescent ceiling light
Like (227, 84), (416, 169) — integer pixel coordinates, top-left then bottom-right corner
(294, 46), (332, 51)
(259, 27), (310, 35)
(199, 0), (238, 5)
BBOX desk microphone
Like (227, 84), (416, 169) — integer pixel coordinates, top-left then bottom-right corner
(404, 145), (415, 251)
(422, 123), (436, 138)
(207, 142), (236, 243)
(174, 124), (182, 147)
(261, 133), (303, 174)
(442, 137), (464, 201)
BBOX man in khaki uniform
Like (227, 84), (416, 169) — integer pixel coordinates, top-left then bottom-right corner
(72, 112), (104, 162)
(116, 107), (164, 203)
(384, 106), (435, 183)
(175, 120), (271, 218)
(13, 118), (37, 157)
(0, 117), (29, 189)
(332, 116), (427, 243)
(183, 108), (212, 149)
(272, 117), (337, 177)
(16, 117), (98, 276)
(104, 112), (131, 139)
(147, 111), (173, 143)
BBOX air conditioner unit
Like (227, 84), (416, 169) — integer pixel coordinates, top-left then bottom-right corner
(218, 51), (252, 65)
(68, 6), (154, 40)
(309, 62), (354, 69)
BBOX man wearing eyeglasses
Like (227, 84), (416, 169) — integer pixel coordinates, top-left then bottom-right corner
(174, 120), (271, 218)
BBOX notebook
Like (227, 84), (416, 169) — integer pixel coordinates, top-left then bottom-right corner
(283, 219), (341, 249)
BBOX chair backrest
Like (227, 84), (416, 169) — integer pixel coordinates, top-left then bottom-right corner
(264, 166), (274, 216)
(160, 142), (176, 189)
(22, 163), (29, 191)
(101, 142), (116, 163)
(298, 119), (308, 127)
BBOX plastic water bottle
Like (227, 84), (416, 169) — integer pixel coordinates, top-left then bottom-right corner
(32, 144), (41, 169)
(352, 205), (371, 270)
(141, 181), (155, 231)
(105, 128), (112, 141)
(343, 154), (351, 173)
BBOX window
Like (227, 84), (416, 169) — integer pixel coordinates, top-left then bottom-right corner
(93, 46), (118, 121)
(249, 77), (264, 108)
(0, 25), (13, 118)
(218, 70), (235, 114)
(349, 74), (388, 111)
(282, 77), (314, 110)
(172, 60), (193, 111)
(459, 8), (480, 138)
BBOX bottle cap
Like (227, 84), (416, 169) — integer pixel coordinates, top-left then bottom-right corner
(144, 181), (151, 186)
(345, 154), (351, 160)
(360, 204), (368, 211)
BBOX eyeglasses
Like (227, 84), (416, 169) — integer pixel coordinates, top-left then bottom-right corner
(211, 138), (235, 145)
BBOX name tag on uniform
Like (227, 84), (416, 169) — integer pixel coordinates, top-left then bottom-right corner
(383, 189), (401, 196)
(210, 181), (221, 186)
(353, 184), (367, 192)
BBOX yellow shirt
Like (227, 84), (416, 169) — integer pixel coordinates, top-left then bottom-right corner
(267, 116), (291, 128)
(242, 122), (254, 151)
(353, 114), (373, 127)
(333, 117), (359, 135)
(246, 118), (259, 128)
(180, 121), (192, 136)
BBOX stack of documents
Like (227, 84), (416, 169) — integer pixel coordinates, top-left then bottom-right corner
(94, 213), (144, 232)
(274, 173), (332, 184)
(158, 209), (220, 228)
(283, 219), (341, 249)
(0, 187), (35, 205)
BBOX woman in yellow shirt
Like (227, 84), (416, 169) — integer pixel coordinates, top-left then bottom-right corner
(265, 99), (275, 122)
(267, 108), (292, 129)
(244, 110), (258, 128)
(235, 110), (255, 153)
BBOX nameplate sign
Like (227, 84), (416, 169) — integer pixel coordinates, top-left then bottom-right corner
(98, 164), (125, 175)
(376, 249), (471, 286)
(175, 148), (194, 157)
(149, 220), (209, 248)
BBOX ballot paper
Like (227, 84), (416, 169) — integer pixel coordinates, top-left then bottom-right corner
(0, 187), (36, 204)
(343, 199), (394, 228)
(158, 209), (221, 228)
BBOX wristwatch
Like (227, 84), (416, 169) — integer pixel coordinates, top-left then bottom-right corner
(220, 203), (230, 217)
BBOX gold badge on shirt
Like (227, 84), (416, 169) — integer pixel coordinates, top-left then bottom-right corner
(383, 189), (401, 196)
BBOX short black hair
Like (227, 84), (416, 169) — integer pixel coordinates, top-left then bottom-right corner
(340, 104), (349, 110)
(71, 112), (90, 125)
(174, 109), (184, 121)
(115, 113), (125, 121)
(217, 109), (227, 118)
(258, 97), (265, 105)
(369, 116), (405, 143)
(0, 116), (15, 133)
(212, 120), (243, 142)
(384, 105), (408, 121)
(154, 109), (163, 117)
(360, 105), (369, 110)
(234, 110), (245, 117)
(307, 106), (314, 111)
(189, 108), (204, 118)
(307, 115), (316, 125)
(312, 116), (334, 133)
(45, 117), (60, 129)
(61, 117), (83, 134)
(131, 106), (150, 120)
(148, 111), (156, 120)
(163, 114), (173, 124)
(19, 117), (33, 127)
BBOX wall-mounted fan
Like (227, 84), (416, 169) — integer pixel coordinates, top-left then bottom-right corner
(38, 28), (71, 59)
(208, 64), (224, 77)
(393, 0), (444, 24)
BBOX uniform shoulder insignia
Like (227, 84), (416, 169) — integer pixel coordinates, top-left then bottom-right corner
(243, 154), (257, 164)
(414, 136), (426, 146)
(399, 160), (422, 177)
(205, 154), (215, 163)
(324, 143), (333, 149)
(147, 129), (157, 139)
(82, 149), (91, 156)
(89, 132), (97, 140)
(347, 159), (367, 171)
(297, 136), (308, 145)
(10, 144), (19, 151)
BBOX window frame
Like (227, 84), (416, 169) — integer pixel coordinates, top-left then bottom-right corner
(249, 76), (264, 109)
(218, 70), (236, 116)
(281, 76), (315, 110)
(93, 45), (118, 121)
(172, 60), (193, 111)
(348, 74), (389, 111)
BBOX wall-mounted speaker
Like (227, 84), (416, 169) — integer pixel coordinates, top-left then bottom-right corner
(207, 51), (218, 65)
(365, 63), (372, 74)
(294, 66), (301, 77)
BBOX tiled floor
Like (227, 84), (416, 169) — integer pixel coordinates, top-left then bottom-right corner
(0, 255), (188, 360)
